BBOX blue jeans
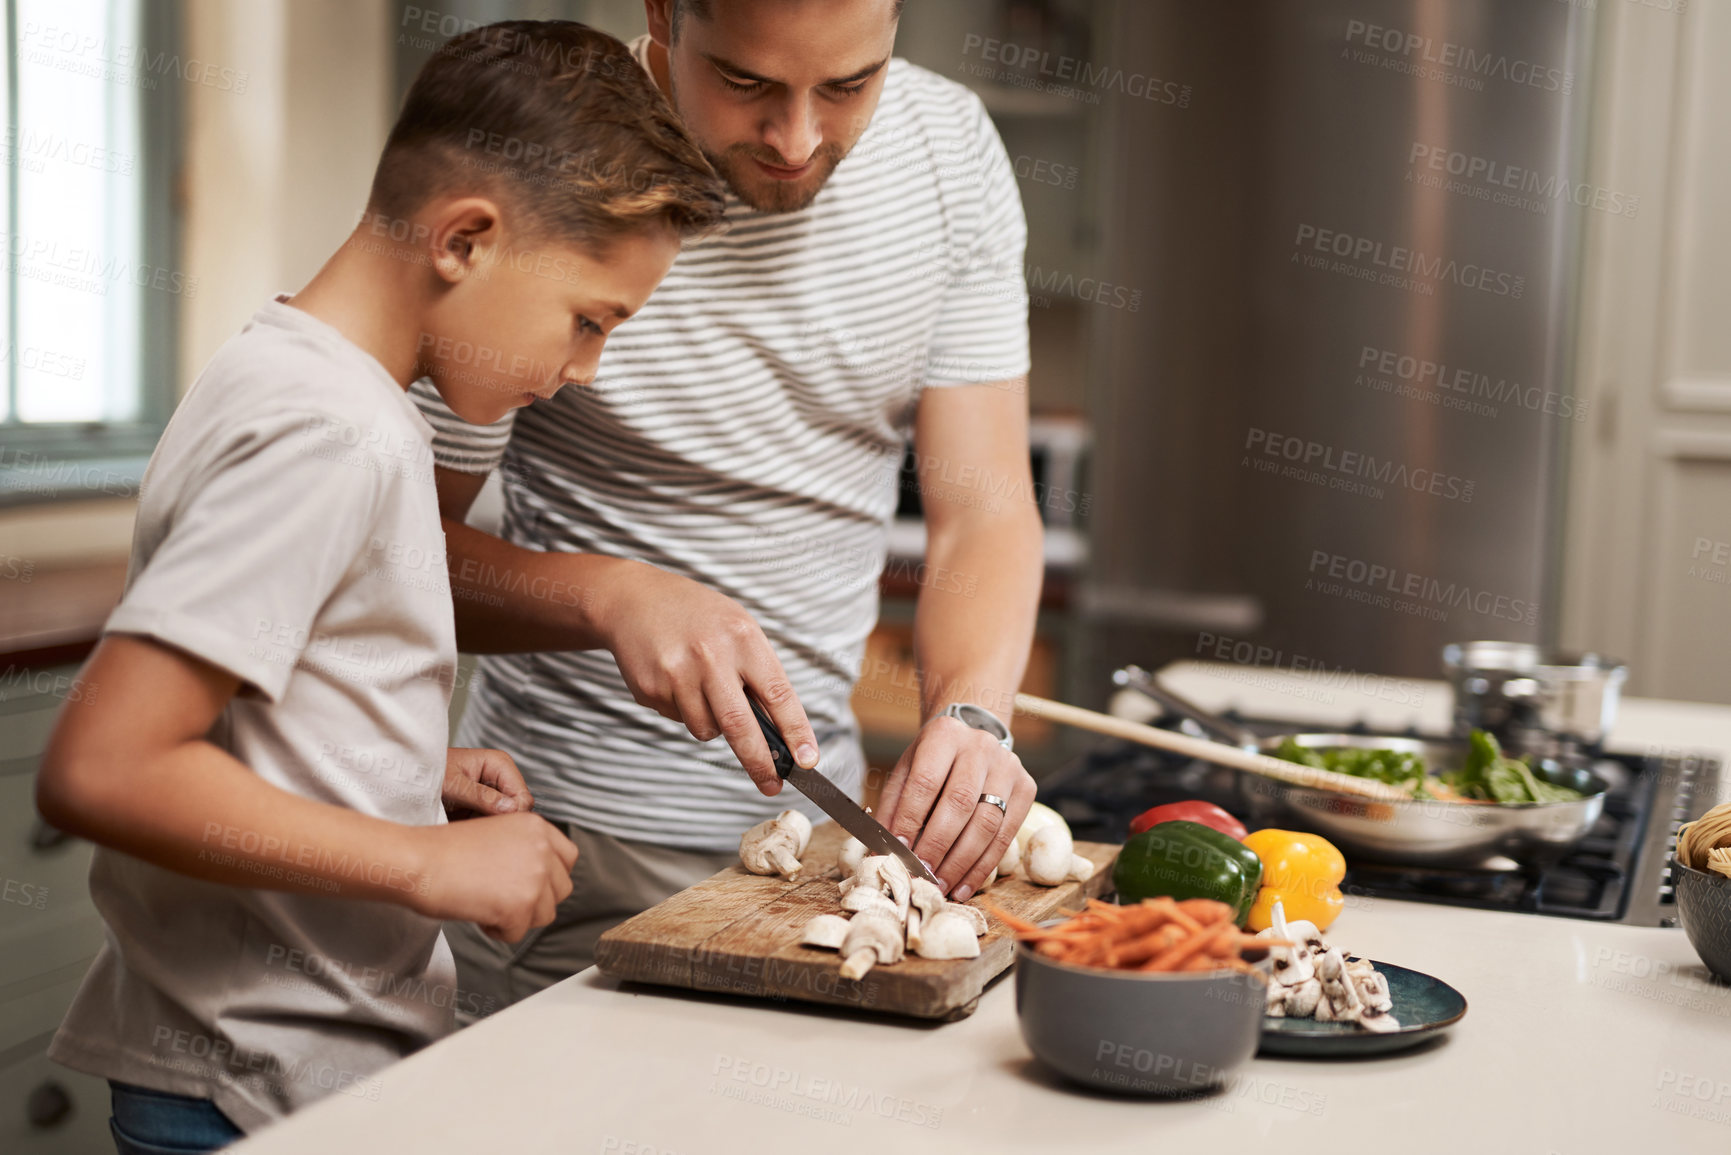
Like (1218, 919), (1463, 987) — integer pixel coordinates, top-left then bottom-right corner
(109, 1081), (243, 1154)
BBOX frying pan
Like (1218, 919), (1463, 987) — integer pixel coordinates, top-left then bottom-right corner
(1111, 666), (1608, 868)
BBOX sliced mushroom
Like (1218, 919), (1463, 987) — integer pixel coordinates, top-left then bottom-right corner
(1259, 901), (1316, 986)
(906, 878), (946, 951)
(1357, 1006), (1402, 1033)
(943, 902), (989, 937)
(853, 854), (911, 920)
(911, 911), (981, 960)
(1313, 947), (1365, 1023)
(839, 911), (903, 980)
(1284, 977), (1323, 1018)
(840, 887), (899, 917)
(1024, 823), (1075, 886)
(800, 913), (851, 950)
(739, 812), (809, 877)
(837, 835), (867, 878)
(1347, 962), (1393, 1014)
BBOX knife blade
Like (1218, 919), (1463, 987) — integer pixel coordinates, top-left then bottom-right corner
(747, 696), (941, 888)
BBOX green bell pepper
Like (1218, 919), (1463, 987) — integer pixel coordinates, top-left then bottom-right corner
(1112, 819), (1264, 925)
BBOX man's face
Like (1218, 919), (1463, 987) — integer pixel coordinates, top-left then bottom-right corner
(419, 222), (681, 426)
(656, 0), (899, 213)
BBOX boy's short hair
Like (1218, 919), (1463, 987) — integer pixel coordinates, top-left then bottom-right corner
(370, 21), (725, 244)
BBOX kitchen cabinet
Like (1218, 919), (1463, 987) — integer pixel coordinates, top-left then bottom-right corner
(0, 668), (111, 1155)
(1561, 0), (1731, 703)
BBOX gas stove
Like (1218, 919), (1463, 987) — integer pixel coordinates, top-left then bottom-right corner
(1035, 712), (1722, 926)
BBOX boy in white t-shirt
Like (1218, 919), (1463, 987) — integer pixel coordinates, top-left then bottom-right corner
(35, 21), (724, 1152)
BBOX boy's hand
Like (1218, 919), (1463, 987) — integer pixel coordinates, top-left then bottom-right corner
(410, 813), (578, 942)
(593, 563), (820, 795)
(442, 747), (534, 818)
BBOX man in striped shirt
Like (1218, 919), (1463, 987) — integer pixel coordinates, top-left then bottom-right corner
(413, 0), (1045, 1009)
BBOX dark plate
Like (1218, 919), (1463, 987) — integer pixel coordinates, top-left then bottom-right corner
(1257, 961), (1466, 1057)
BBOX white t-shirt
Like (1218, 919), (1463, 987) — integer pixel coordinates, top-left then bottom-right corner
(49, 297), (462, 1133)
(411, 46), (1031, 850)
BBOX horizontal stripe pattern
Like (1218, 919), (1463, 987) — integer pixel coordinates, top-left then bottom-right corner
(412, 57), (1029, 850)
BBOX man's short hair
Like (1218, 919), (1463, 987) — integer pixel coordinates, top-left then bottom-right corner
(671, 0), (905, 40)
(369, 21), (725, 244)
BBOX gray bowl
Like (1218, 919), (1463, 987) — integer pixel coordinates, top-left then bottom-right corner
(1014, 941), (1266, 1096)
(1673, 858), (1731, 984)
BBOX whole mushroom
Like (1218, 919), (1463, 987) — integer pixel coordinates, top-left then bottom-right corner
(738, 810), (813, 877)
(1024, 823), (1076, 886)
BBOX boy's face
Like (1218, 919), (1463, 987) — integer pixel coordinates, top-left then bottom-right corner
(419, 223), (681, 426)
(654, 0), (899, 213)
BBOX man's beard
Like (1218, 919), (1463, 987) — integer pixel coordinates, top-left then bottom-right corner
(704, 141), (849, 213)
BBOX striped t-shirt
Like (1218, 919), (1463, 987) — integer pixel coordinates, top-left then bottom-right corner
(411, 50), (1029, 851)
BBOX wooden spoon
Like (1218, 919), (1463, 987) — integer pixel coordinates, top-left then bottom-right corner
(1012, 693), (1412, 803)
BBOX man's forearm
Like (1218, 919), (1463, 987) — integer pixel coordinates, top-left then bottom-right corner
(911, 505), (1045, 726)
(443, 518), (637, 653)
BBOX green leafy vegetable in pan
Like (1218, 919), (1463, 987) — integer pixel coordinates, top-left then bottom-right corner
(1271, 730), (1585, 804)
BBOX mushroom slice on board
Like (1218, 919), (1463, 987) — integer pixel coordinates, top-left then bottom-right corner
(800, 914), (851, 951)
(911, 911), (981, 960)
(840, 887), (900, 917)
(943, 902), (989, 937)
(852, 855), (912, 921)
(906, 878), (946, 951)
(839, 911), (904, 980)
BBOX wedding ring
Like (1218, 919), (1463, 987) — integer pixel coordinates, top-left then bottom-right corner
(977, 793), (1008, 816)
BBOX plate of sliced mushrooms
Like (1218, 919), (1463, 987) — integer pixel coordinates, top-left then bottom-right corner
(1255, 902), (1467, 1056)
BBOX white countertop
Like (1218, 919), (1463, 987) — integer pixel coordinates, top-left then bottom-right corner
(234, 665), (1731, 1153)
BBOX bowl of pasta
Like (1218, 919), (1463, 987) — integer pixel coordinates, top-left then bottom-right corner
(1674, 802), (1731, 984)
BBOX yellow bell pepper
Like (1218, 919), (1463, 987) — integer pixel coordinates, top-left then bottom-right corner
(1242, 829), (1346, 932)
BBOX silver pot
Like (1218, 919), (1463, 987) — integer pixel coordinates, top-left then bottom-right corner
(1442, 641), (1627, 758)
(1114, 667), (1608, 868)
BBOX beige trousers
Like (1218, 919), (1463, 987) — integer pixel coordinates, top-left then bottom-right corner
(444, 820), (736, 1024)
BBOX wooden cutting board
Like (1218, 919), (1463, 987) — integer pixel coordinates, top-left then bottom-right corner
(594, 822), (1119, 1020)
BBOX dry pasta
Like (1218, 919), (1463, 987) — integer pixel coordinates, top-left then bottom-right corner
(1677, 802), (1731, 880)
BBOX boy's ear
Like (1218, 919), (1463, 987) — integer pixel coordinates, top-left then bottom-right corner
(427, 197), (504, 285)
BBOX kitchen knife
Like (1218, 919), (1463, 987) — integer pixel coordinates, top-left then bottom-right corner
(747, 696), (942, 888)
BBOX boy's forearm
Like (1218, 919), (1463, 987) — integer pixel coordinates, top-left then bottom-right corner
(42, 737), (432, 908)
(443, 518), (634, 653)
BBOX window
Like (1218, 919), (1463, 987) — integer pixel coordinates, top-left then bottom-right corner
(1, 0), (179, 504)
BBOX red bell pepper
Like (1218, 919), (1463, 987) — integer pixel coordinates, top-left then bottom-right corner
(1128, 800), (1248, 840)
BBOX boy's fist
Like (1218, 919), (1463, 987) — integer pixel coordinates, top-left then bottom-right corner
(410, 813), (578, 942)
(442, 746), (534, 818)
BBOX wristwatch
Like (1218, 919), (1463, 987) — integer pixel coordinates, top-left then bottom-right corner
(939, 702), (1013, 751)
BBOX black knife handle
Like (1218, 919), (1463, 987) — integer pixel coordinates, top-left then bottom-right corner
(748, 696), (796, 780)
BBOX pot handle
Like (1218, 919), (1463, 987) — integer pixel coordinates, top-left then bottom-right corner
(1112, 665), (1261, 750)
